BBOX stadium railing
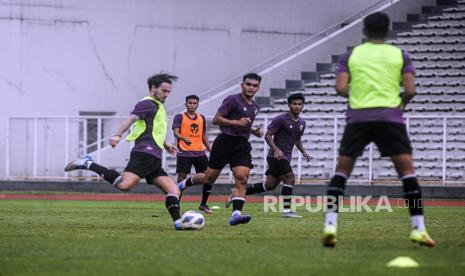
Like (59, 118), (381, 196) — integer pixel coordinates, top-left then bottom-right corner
(5, 114), (465, 186)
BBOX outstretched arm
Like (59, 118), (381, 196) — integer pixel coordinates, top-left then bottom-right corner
(109, 114), (139, 147)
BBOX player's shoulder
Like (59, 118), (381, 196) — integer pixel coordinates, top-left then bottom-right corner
(225, 93), (240, 101)
(134, 98), (157, 110)
(272, 113), (288, 123)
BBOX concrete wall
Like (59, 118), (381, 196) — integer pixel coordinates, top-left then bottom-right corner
(0, 0), (434, 178)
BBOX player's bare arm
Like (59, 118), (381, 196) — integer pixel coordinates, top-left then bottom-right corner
(109, 114), (140, 147)
(202, 130), (211, 151)
(335, 72), (350, 98)
(400, 72), (416, 110)
(295, 140), (310, 162)
(250, 126), (264, 138)
(173, 127), (192, 145)
(265, 130), (284, 160)
(212, 113), (251, 126)
(164, 140), (178, 155)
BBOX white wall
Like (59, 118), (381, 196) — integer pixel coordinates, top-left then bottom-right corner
(0, 0), (434, 178)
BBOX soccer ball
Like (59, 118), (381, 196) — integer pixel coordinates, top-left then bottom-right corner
(180, 210), (205, 230)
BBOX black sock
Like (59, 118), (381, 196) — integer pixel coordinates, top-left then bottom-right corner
(282, 184), (294, 210)
(89, 163), (120, 184)
(402, 176), (423, 216)
(232, 197), (245, 212)
(326, 173), (347, 213)
(246, 183), (267, 195)
(185, 177), (193, 187)
(200, 184), (212, 206)
(165, 194), (181, 221)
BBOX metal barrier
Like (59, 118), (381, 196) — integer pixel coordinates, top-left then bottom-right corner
(5, 115), (465, 186)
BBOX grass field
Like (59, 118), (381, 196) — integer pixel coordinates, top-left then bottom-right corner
(0, 199), (464, 275)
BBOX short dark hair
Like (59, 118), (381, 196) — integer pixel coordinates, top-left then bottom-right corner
(147, 72), (178, 89)
(288, 92), (305, 104)
(243, 72), (262, 83)
(363, 12), (390, 39)
(185, 95), (200, 102)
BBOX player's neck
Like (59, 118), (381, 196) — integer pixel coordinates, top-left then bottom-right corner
(185, 111), (196, 118)
(241, 93), (253, 104)
(288, 112), (300, 121)
(367, 39), (385, 44)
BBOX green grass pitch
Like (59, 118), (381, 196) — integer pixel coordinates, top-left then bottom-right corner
(0, 199), (464, 275)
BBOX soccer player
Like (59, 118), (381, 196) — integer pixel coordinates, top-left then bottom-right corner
(321, 12), (435, 247)
(64, 73), (191, 230)
(172, 95), (212, 214)
(225, 93), (310, 218)
(178, 72), (264, 225)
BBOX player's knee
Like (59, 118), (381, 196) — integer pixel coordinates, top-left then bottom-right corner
(235, 174), (249, 185)
(117, 184), (132, 192)
(116, 180), (137, 192)
(204, 175), (216, 185)
(265, 182), (278, 191)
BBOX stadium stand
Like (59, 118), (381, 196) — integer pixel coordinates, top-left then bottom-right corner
(184, 0), (465, 184)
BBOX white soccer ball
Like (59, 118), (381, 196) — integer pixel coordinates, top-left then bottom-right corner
(180, 210), (205, 230)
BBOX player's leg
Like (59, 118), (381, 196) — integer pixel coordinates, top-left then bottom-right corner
(178, 135), (227, 192)
(248, 175), (280, 195)
(377, 122), (435, 247)
(64, 154), (140, 191)
(280, 171), (302, 218)
(225, 175), (279, 208)
(392, 155), (434, 247)
(176, 156), (191, 183)
(229, 166), (252, 225)
(193, 156), (213, 214)
(246, 157), (283, 195)
(322, 123), (369, 247)
(151, 175), (187, 230)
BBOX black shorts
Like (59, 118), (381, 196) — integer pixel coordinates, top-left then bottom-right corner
(339, 122), (413, 158)
(124, 151), (168, 184)
(176, 155), (208, 174)
(208, 134), (253, 170)
(265, 157), (293, 177)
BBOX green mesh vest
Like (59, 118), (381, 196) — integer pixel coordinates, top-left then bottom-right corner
(126, 96), (167, 149)
(348, 42), (403, 109)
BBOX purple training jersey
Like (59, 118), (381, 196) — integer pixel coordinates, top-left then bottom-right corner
(267, 113), (306, 162)
(217, 93), (260, 139)
(336, 47), (416, 124)
(129, 99), (163, 159)
(172, 113), (207, 157)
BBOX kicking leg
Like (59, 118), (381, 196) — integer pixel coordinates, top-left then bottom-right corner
(64, 156), (139, 191)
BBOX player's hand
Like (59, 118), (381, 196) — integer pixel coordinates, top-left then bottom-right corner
(164, 143), (178, 156)
(109, 135), (121, 148)
(273, 149), (284, 160)
(235, 117), (252, 127)
(182, 137), (192, 145)
(302, 152), (311, 162)
(252, 126), (264, 138)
